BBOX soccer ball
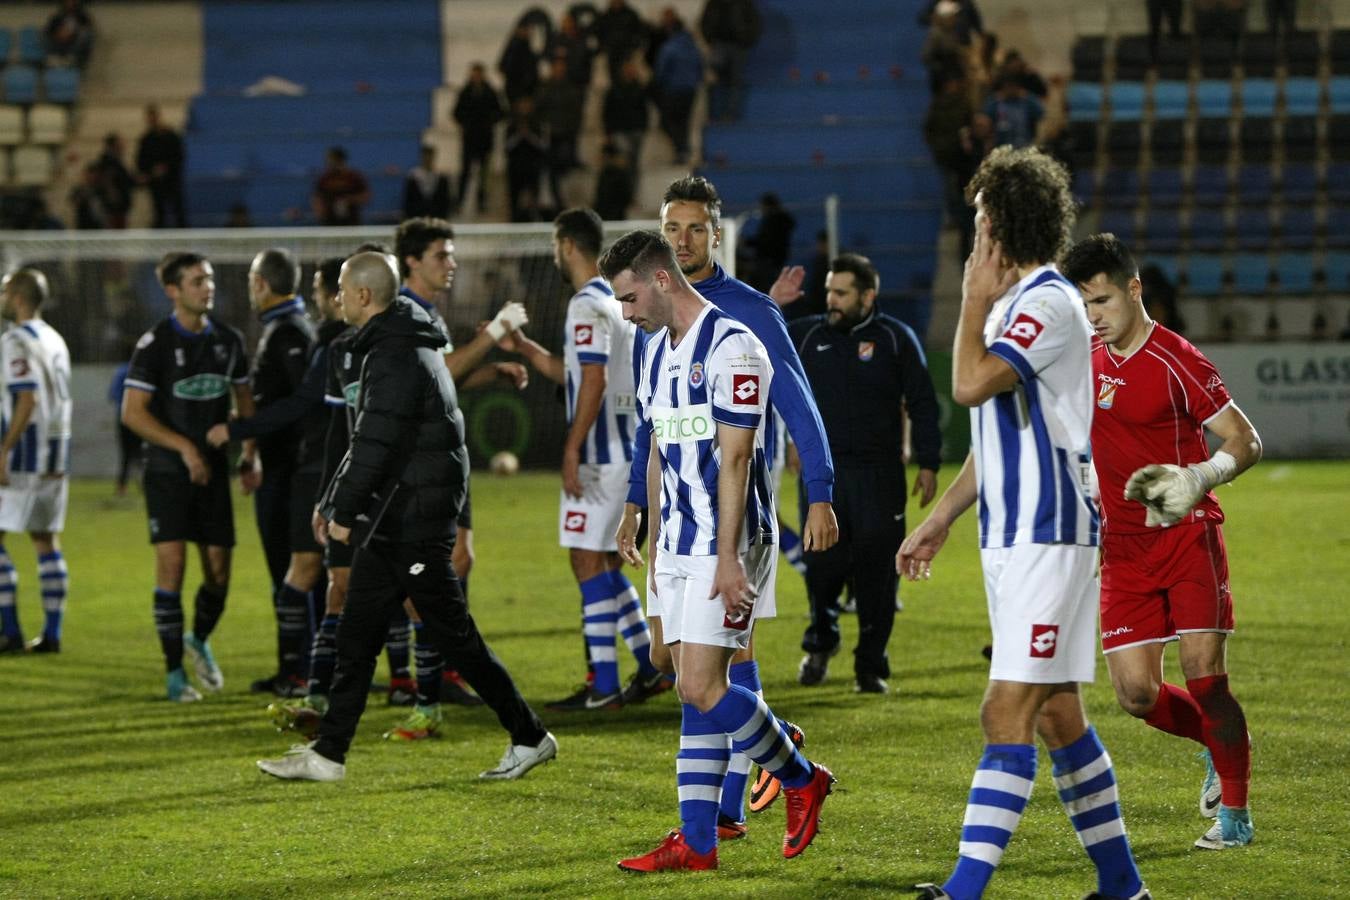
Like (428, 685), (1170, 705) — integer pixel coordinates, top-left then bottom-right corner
(489, 450), (519, 476)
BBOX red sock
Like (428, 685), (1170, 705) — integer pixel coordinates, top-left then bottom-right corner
(1142, 682), (1205, 742)
(1188, 673), (1251, 808)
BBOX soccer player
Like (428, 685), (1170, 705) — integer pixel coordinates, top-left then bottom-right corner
(1061, 233), (1260, 851)
(0, 270), (72, 654)
(615, 175), (838, 832)
(500, 207), (665, 709)
(240, 248), (316, 698)
(604, 230), (834, 872)
(122, 252), (256, 701)
(898, 147), (1149, 900)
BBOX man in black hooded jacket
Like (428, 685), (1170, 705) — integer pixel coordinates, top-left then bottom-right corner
(256, 251), (556, 783)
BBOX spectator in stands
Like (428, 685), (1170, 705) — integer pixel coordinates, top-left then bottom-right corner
(1139, 262), (1185, 335)
(227, 203), (252, 228)
(535, 58), (584, 209)
(925, 75), (976, 259)
(403, 144), (453, 220)
(921, 1), (969, 94)
(499, 21), (541, 105)
(135, 104), (186, 228)
(550, 12), (596, 90)
(1147, 0), (1184, 61)
(1194, 0), (1247, 46)
(1309, 311), (1329, 341)
(1265, 0), (1296, 39)
(603, 61), (650, 175)
(505, 97), (547, 222)
(454, 63), (505, 215)
(700, 0), (761, 122)
(593, 140), (634, 221)
(984, 76), (1043, 148)
(652, 9), (704, 165)
(96, 132), (135, 228)
(746, 192), (796, 293)
(311, 146), (371, 226)
(596, 0), (648, 80)
(999, 51), (1047, 98)
(44, 0), (94, 68)
(1338, 312), (1350, 341)
(70, 163), (109, 229)
(917, 0), (983, 45)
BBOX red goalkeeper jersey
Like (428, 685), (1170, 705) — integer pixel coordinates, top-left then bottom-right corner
(1091, 324), (1232, 535)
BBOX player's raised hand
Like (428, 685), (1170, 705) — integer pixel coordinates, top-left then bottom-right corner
(802, 501), (839, 551)
(485, 301), (529, 342)
(896, 516), (950, 581)
(962, 215), (1017, 310)
(615, 506), (644, 567)
(769, 265), (806, 306)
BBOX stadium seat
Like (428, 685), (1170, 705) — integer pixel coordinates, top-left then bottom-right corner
(1147, 167), (1185, 205)
(1108, 82), (1146, 119)
(1282, 115), (1318, 162)
(17, 26), (43, 66)
(1100, 168), (1140, 202)
(1231, 253), (1271, 292)
(1067, 82), (1103, 121)
(1072, 36), (1105, 82)
(1152, 80), (1189, 119)
(1234, 163), (1274, 203)
(1156, 41), (1191, 79)
(1281, 162), (1319, 203)
(1186, 256), (1226, 294)
(1234, 204), (1273, 250)
(0, 106), (22, 146)
(2, 67), (38, 105)
(1283, 78), (1321, 116)
(1150, 118), (1185, 164)
(1330, 77), (1350, 114)
(1140, 207), (1182, 251)
(26, 104), (66, 144)
(1068, 120), (1098, 169)
(1242, 34), (1277, 77)
(1330, 115), (1350, 161)
(1071, 169), (1096, 205)
(1284, 31), (1321, 77)
(1189, 207), (1228, 251)
(1273, 253), (1315, 292)
(42, 67), (79, 104)
(1195, 118), (1232, 165)
(1196, 80), (1234, 117)
(1240, 78), (1278, 115)
(1100, 208), (1137, 243)
(11, 144), (50, 186)
(1277, 209), (1317, 250)
(1115, 36), (1151, 81)
(1328, 163), (1350, 204)
(1333, 29), (1350, 75)
(1191, 165), (1231, 205)
(1239, 118), (1275, 163)
(1106, 121), (1142, 165)
(1326, 207), (1350, 247)
(1198, 38), (1235, 78)
(1324, 251), (1350, 291)
(0, 29), (12, 64)
(1144, 254), (1182, 284)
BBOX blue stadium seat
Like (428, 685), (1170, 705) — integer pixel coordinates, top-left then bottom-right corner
(1324, 252), (1350, 291)
(17, 26), (43, 66)
(1108, 82), (1146, 120)
(1240, 79), (1278, 115)
(1144, 254), (1182, 285)
(2, 66), (38, 104)
(1278, 208), (1317, 250)
(0, 28), (12, 64)
(42, 67), (79, 104)
(1196, 80), (1234, 117)
(1191, 165), (1230, 205)
(1067, 82), (1103, 121)
(1326, 207), (1350, 247)
(1330, 163), (1350, 204)
(1273, 253), (1315, 292)
(1331, 77), (1350, 114)
(1152, 80), (1189, 119)
(1071, 169), (1096, 204)
(1186, 256), (1226, 295)
(1141, 208), (1182, 251)
(1100, 208), (1137, 243)
(1231, 253), (1270, 292)
(1147, 167), (1185, 205)
(1189, 207), (1228, 251)
(1281, 163), (1319, 204)
(1100, 168), (1140, 201)
(1234, 163), (1274, 204)
(1283, 78), (1321, 116)
(1234, 205), (1273, 250)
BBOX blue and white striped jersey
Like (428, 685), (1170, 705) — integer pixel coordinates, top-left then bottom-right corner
(637, 303), (776, 557)
(1, 319), (71, 475)
(564, 277), (636, 465)
(974, 265), (1099, 549)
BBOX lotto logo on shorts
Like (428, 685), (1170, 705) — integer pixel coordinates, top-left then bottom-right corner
(573, 324), (593, 346)
(732, 374), (759, 404)
(564, 511), (587, 532)
(1029, 624), (1059, 658)
(1002, 314), (1045, 349)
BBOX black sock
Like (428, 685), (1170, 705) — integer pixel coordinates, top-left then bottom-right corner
(192, 584), (227, 640)
(385, 612), (412, 680)
(153, 589), (184, 672)
(308, 614), (340, 697)
(414, 624), (444, 707)
(276, 583), (311, 678)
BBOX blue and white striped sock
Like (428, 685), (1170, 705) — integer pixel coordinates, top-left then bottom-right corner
(706, 684), (812, 789)
(678, 703), (729, 854)
(1051, 727), (1144, 900)
(0, 547), (18, 638)
(608, 570), (655, 675)
(580, 573), (619, 694)
(37, 550), (66, 641)
(779, 524), (806, 574)
(943, 743), (1037, 900)
(719, 660), (761, 823)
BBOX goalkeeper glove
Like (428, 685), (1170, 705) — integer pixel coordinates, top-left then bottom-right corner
(1123, 450), (1237, 527)
(486, 301), (528, 341)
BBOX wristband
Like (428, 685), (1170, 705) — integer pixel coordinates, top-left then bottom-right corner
(1193, 449), (1238, 490)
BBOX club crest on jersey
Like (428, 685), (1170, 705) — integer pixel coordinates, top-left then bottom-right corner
(213, 345), (228, 362)
(1029, 624), (1059, 658)
(1096, 374), (1125, 409)
(9, 358), (28, 377)
(688, 362), (704, 388)
(564, 511), (587, 533)
(573, 324), (593, 346)
(1206, 374), (1224, 393)
(857, 341), (875, 362)
(1002, 313), (1045, 349)
(732, 374), (759, 404)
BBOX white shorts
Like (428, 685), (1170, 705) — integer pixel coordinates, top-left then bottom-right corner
(982, 543), (1098, 684)
(0, 474), (68, 534)
(651, 542), (777, 649)
(558, 462), (630, 551)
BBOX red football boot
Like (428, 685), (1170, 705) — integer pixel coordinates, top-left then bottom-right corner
(716, 813), (747, 841)
(617, 830), (718, 873)
(782, 764), (835, 859)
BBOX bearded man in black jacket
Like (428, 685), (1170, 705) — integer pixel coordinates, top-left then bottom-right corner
(257, 251), (556, 783)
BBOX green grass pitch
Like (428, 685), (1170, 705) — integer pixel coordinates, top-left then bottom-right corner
(0, 462), (1346, 898)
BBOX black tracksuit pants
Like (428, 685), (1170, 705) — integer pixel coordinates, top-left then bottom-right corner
(800, 464), (907, 680)
(314, 535), (545, 763)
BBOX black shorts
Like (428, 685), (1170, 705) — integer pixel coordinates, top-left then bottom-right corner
(289, 470), (323, 554)
(144, 466), (235, 547)
(324, 534), (354, 569)
(457, 485), (472, 530)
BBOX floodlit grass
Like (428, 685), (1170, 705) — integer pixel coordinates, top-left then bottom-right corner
(1, 462), (1347, 898)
